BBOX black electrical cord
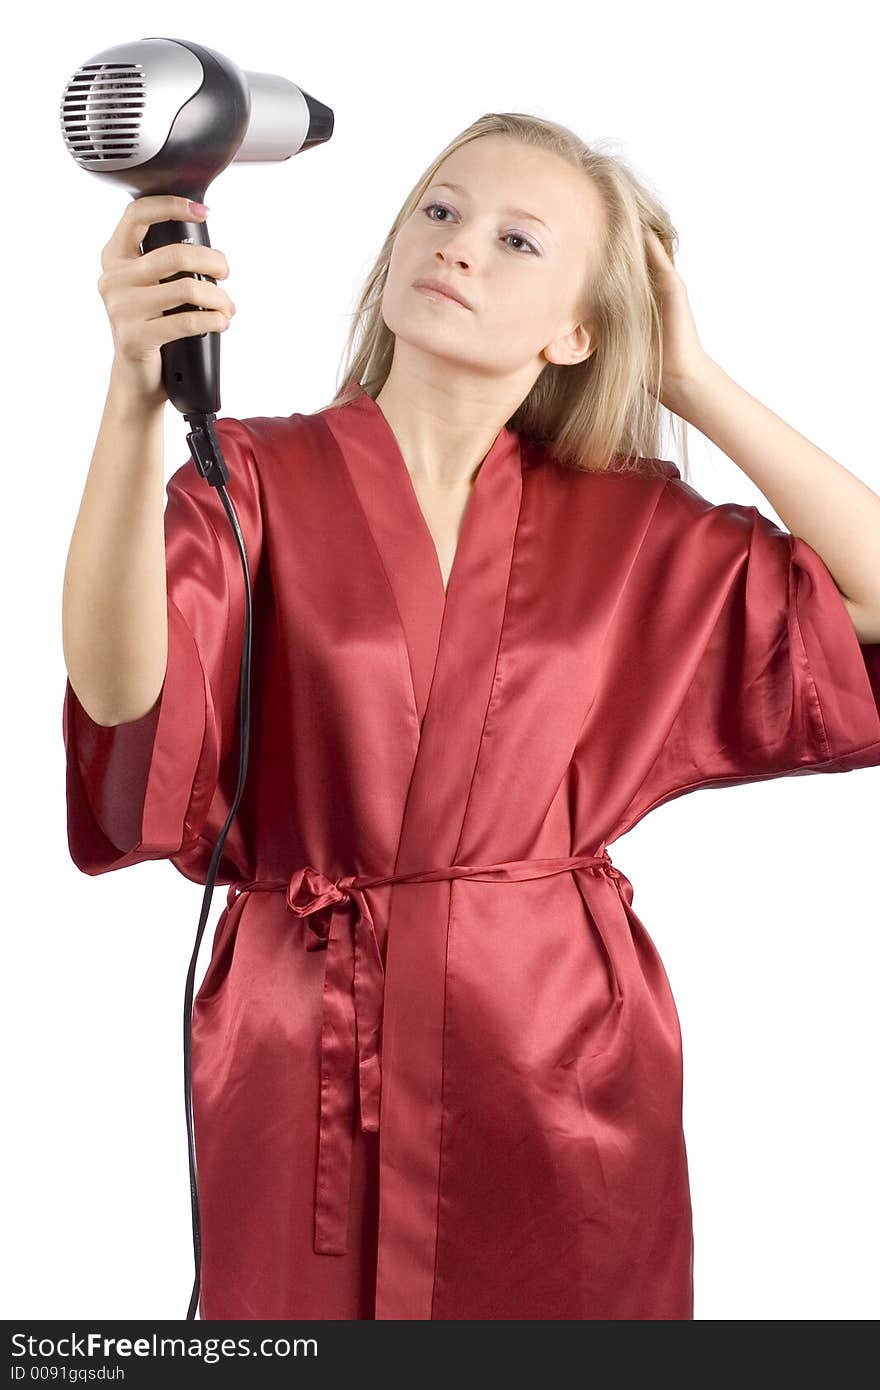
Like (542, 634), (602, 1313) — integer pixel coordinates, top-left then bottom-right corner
(180, 414), (254, 1320)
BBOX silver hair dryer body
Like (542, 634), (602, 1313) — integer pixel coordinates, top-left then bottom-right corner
(60, 35), (333, 414)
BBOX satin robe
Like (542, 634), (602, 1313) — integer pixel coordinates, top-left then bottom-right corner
(62, 384), (880, 1320)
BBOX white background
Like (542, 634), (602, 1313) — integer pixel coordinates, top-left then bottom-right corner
(3, 0), (878, 1322)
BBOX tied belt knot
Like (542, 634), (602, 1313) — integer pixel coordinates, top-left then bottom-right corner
(226, 850), (623, 1256)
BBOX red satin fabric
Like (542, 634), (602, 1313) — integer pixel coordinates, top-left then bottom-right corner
(62, 385), (880, 1320)
(228, 850), (623, 1258)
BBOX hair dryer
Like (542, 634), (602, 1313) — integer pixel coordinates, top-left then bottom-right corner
(60, 35), (332, 418)
(59, 36), (334, 1320)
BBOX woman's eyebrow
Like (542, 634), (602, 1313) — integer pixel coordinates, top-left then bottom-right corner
(428, 181), (553, 234)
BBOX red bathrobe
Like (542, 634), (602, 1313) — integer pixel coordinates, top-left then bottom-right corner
(62, 384), (880, 1319)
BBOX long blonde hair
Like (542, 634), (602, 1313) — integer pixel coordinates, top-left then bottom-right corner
(316, 112), (691, 480)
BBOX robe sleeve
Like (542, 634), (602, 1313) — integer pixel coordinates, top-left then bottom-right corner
(617, 474), (880, 832)
(62, 416), (264, 886)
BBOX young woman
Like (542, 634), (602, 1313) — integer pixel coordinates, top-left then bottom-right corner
(62, 112), (880, 1320)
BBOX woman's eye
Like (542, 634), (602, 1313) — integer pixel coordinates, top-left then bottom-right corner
(421, 202), (538, 256)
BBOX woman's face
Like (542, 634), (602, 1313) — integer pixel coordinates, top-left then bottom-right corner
(382, 135), (603, 385)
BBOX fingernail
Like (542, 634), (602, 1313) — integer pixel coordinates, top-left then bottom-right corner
(188, 200), (210, 217)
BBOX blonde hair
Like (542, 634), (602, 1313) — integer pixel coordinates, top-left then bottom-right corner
(316, 112), (691, 480)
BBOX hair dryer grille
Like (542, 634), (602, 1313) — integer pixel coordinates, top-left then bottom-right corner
(61, 64), (147, 163)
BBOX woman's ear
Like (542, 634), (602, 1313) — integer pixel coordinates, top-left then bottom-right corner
(543, 321), (595, 368)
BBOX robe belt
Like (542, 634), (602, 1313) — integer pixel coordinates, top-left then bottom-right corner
(226, 850), (623, 1255)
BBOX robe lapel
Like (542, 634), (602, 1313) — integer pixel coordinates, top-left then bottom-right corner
(335, 392), (525, 1320)
(330, 384), (523, 804)
(313, 386), (526, 1315)
(326, 391), (443, 724)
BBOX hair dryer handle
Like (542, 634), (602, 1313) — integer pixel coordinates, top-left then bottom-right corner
(141, 217), (222, 417)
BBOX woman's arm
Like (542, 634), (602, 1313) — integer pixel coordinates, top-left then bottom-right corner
(62, 365), (169, 726)
(641, 225), (880, 642)
(666, 358), (880, 642)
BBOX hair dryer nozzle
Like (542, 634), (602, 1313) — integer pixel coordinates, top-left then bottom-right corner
(237, 74), (334, 161)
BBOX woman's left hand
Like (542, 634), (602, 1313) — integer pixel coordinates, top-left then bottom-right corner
(643, 224), (714, 412)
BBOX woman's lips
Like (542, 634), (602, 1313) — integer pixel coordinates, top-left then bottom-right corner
(413, 283), (470, 308)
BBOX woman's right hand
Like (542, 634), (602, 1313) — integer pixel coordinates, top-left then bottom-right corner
(98, 195), (237, 408)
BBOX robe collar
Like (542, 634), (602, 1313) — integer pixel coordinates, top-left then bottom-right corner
(322, 383), (526, 726)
